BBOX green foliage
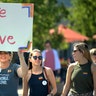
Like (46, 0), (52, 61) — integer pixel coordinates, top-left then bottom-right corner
(31, 0), (69, 50)
(68, 0), (96, 39)
(48, 31), (69, 50)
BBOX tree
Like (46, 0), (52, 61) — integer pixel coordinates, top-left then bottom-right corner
(68, 0), (96, 39)
(30, 0), (69, 50)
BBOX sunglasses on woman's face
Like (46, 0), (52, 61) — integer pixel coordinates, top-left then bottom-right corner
(33, 56), (42, 60)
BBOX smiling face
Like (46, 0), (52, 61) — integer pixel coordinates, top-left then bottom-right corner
(0, 52), (11, 63)
(29, 49), (42, 67)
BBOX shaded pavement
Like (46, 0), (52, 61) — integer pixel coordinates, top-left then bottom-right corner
(18, 82), (64, 96)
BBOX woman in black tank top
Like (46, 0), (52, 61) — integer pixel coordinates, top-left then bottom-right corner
(23, 49), (57, 96)
(61, 42), (96, 96)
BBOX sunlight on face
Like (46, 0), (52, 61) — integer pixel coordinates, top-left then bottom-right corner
(0, 52), (11, 63)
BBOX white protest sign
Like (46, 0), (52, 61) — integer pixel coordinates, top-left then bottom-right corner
(0, 3), (34, 51)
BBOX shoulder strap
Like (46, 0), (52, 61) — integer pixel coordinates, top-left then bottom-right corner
(43, 67), (51, 93)
(43, 67), (49, 81)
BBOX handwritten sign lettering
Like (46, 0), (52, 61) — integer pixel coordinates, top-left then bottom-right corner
(0, 8), (6, 18)
(0, 3), (34, 51)
(0, 35), (15, 44)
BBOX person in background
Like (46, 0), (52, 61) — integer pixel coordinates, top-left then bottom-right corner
(23, 49), (57, 96)
(90, 48), (96, 64)
(61, 42), (96, 96)
(0, 50), (28, 96)
(42, 40), (61, 78)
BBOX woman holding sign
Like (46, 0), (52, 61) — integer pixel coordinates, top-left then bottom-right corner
(23, 49), (57, 96)
(0, 50), (28, 96)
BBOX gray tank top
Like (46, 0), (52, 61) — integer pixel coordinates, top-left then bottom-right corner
(0, 63), (20, 96)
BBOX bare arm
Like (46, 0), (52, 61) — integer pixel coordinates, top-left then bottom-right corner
(91, 64), (96, 96)
(61, 64), (74, 96)
(46, 68), (57, 95)
(23, 75), (29, 96)
(17, 50), (28, 78)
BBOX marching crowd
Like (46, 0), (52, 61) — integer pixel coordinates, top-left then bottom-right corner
(0, 40), (96, 96)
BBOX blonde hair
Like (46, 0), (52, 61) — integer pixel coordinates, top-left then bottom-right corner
(73, 42), (92, 62)
(90, 48), (96, 55)
(28, 49), (42, 69)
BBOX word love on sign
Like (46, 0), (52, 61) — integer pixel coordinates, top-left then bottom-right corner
(0, 35), (15, 44)
(0, 3), (34, 51)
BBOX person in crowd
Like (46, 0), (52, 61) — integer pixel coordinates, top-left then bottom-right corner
(23, 49), (57, 96)
(90, 48), (96, 64)
(42, 40), (61, 77)
(0, 50), (28, 96)
(61, 42), (96, 96)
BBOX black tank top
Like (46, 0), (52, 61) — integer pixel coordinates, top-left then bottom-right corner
(28, 72), (49, 96)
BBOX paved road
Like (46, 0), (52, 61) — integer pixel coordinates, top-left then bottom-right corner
(18, 86), (23, 96)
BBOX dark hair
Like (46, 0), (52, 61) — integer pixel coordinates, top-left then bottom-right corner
(45, 40), (51, 45)
(0, 51), (11, 54)
(7, 51), (12, 55)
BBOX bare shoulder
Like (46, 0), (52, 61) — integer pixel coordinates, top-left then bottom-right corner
(91, 63), (96, 73)
(43, 66), (53, 74)
(68, 62), (77, 69)
(44, 66), (52, 71)
(67, 62), (77, 73)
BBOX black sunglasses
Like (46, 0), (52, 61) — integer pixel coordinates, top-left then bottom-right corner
(33, 56), (42, 60)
